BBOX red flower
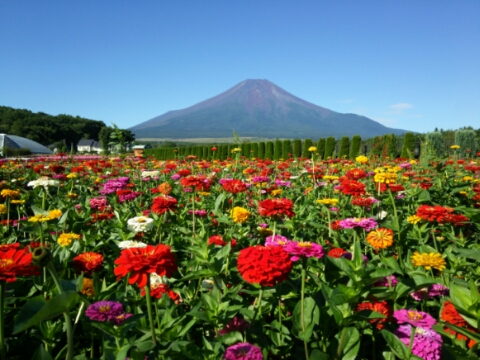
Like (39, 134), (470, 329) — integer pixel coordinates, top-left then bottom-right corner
(73, 252), (104, 276)
(351, 197), (376, 208)
(356, 300), (392, 329)
(345, 169), (368, 180)
(179, 175), (206, 190)
(257, 198), (295, 219)
(91, 213), (115, 222)
(415, 205), (452, 222)
(441, 301), (478, 348)
(337, 180), (366, 197)
(140, 283), (180, 303)
(208, 235), (237, 247)
(151, 195), (177, 215)
(114, 245), (177, 288)
(176, 169), (191, 177)
(0, 245), (40, 282)
(237, 245), (293, 287)
(221, 179), (247, 194)
(327, 248), (347, 258)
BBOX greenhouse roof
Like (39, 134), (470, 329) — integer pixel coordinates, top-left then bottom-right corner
(0, 134), (53, 155)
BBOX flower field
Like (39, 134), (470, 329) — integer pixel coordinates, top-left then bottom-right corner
(1, 150), (480, 360)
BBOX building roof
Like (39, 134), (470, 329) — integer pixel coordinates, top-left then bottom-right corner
(77, 139), (101, 148)
(0, 134), (53, 155)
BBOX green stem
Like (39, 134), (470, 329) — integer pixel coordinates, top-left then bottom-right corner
(301, 260), (309, 360)
(278, 299), (283, 347)
(335, 326), (348, 360)
(0, 281), (5, 360)
(252, 288), (263, 323)
(144, 275), (157, 345)
(45, 262), (74, 360)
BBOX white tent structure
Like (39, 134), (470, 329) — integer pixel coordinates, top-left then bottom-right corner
(0, 134), (53, 156)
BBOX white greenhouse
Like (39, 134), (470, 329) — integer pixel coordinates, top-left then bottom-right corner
(0, 134), (53, 156)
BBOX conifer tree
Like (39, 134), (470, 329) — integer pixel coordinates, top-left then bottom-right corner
(257, 142), (265, 159)
(338, 136), (350, 158)
(324, 137), (336, 159)
(274, 139), (282, 160)
(349, 135), (361, 159)
(282, 139), (293, 159)
(302, 138), (313, 158)
(293, 139), (302, 158)
(425, 132), (446, 158)
(265, 141), (274, 160)
(400, 132), (415, 158)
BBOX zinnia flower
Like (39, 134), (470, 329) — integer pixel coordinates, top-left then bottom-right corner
(222, 179), (247, 194)
(0, 245), (40, 282)
(127, 216), (154, 233)
(441, 301), (479, 348)
(81, 278), (95, 297)
(411, 251), (446, 271)
(114, 245), (177, 287)
(393, 309), (437, 329)
(327, 247), (347, 258)
(257, 198), (295, 219)
(338, 217), (378, 232)
(118, 240), (148, 249)
(218, 317), (250, 336)
(356, 300), (392, 329)
(366, 228), (394, 249)
(355, 155), (369, 164)
(85, 301), (129, 324)
(284, 241), (324, 261)
(394, 325), (442, 360)
(264, 234), (291, 247)
(57, 233), (81, 247)
(230, 207), (251, 223)
(337, 180), (366, 196)
(223, 342), (263, 360)
(151, 195), (177, 215)
(73, 252), (104, 276)
(208, 235), (237, 247)
(237, 245), (293, 287)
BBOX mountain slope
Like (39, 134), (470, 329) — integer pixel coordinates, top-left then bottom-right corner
(131, 79), (410, 139)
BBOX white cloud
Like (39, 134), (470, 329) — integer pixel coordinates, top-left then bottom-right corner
(372, 117), (398, 126)
(390, 103), (413, 110)
(339, 99), (355, 103)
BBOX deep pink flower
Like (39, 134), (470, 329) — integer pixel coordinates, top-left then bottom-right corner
(223, 342), (263, 360)
(265, 234), (291, 247)
(218, 317), (250, 336)
(284, 241), (325, 262)
(393, 309), (437, 329)
(85, 301), (125, 323)
(395, 325), (442, 360)
(338, 217), (378, 231)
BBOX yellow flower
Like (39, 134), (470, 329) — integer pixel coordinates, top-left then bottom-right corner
(257, 226), (273, 237)
(407, 215), (422, 224)
(48, 209), (63, 219)
(366, 228), (394, 249)
(197, 191), (210, 196)
(463, 176), (473, 182)
(67, 192), (78, 199)
(28, 209), (63, 223)
(450, 145), (460, 149)
(230, 207), (251, 223)
(57, 233), (81, 247)
(323, 175), (339, 181)
(1, 189), (20, 198)
(316, 198), (339, 206)
(271, 189), (283, 196)
(10, 200), (25, 205)
(0, 204), (7, 215)
(308, 146), (317, 152)
(374, 172), (398, 184)
(66, 173), (77, 179)
(231, 148), (242, 153)
(355, 155), (369, 164)
(81, 278), (95, 297)
(411, 251), (446, 271)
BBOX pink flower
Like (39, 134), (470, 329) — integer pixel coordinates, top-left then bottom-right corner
(218, 317), (250, 336)
(393, 309), (437, 329)
(265, 234), (291, 247)
(395, 325), (442, 360)
(284, 241), (325, 262)
(374, 275), (398, 287)
(223, 343), (263, 360)
(338, 217), (378, 231)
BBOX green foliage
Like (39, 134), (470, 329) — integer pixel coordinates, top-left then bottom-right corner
(324, 136), (336, 159)
(385, 134), (398, 159)
(265, 141), (274, 159)
(349, 135), (361, 160)
(273, 139), (282, 160)
(257, 142), (265, 159)
(455, 129), (478, 158)
(301, 138), (313, 158)
(250, 142), (258, 158)
(316, 138), (326, 159)
(2, 147), (32, 157)
(282, 139), (292, 159)
(400, 132), (415, 158)
(426, 132), (447, 158)
(293, 139), (302, 158)
(338, 136), (350, 158)
(370, 136), (384, 158)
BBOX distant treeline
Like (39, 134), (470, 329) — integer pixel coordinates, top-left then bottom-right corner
(144, 133), (423, 160)
(0, 106), (134, 151)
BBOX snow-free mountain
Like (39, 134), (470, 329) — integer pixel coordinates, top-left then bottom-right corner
(130, 79), (410, 139)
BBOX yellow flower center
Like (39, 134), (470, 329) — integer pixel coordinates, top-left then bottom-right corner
(99, 306), (111, 313)
(407, 311), (423, 320)
(298, 242), (312, 248)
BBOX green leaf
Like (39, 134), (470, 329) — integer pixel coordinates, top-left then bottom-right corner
(380, 255), (404, 275)
(450, 282), (473, 313)
(31, 344), (53, 360)
(453, 247), (480, 261)
(218, 331), (243, 346)
(292, 296), (319, 342)
(309, 349), (332, 360)
(417, 190), (431, 202)
(381, 329), (409, 359)
(180, 269), (217, 281)
(329, 285), (359, 306)
(214, 193), (226, 212)
(336, 327), (360, 360)
(116, 344), (132, 360)
(14, 291), (81, 334)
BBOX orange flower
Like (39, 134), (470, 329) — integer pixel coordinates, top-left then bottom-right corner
(157, 182), (173, 195)
(356, 300), (392, 329)
(441, 301), (478, 348)
(73, 252), (104, 276)
(366, 228), (394, 249)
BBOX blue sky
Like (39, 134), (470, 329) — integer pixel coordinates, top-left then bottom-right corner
(1, 1), (479, 135)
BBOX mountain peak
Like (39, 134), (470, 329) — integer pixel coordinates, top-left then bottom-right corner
(130, 80), (411, 139)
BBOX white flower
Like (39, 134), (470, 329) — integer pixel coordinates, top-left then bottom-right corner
(149, 272), (166, 286)
(27, 176), (60, 188)
(375, 211), (388, 220)
(118, 240), (148, 249)
(127, 216), (154, 233)
(141, 170), (160, 178)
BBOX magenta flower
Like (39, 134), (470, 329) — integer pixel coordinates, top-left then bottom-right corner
(338, 217), (378, 231)
(265, 235), (291, 247)
(218, 316), (250, 336)
(393, 309), (437, 329)
(395, 325), (442, 360)
(374, 275), (398, 287)
(85, 301), (125, 322)
(428, 284), (449, 297)
(284, 241), (325, 261)
(223, 343), (263, 360)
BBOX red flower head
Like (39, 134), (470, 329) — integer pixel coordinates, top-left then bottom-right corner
(337, 180), (366, 197)
(351, 197), (376, 208)
(179, 175), (206, 190)
(114, 245), (177, 288)
(140, 283), (180, 303)
(151, 195), (177, 215)
(73, 252), (104, 276)
(257, 198), (295, 219)
(327, 247), (347, 258)
(415, 205), (452, 222)
(221, 179), (247, 194)
(441, 301), (479, 348)
(345, 168), (368, 180)
(208, 235), (237, 247)
(356, 300), (392, 329)
(237, 245), (293, 287)
(0, 245), (40, 282)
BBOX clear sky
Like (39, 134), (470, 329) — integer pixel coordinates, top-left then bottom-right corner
(1, 1), (479, 134)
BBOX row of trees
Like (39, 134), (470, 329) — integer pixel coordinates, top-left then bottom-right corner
(0, 106), (134, 152)
(145, 133), (421, 161)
